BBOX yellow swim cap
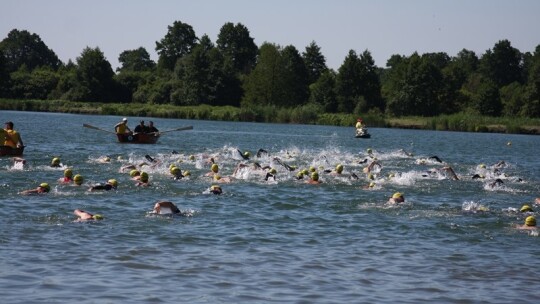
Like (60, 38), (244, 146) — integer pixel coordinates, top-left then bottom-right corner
(170, 167), (181, 175)
(479, 164), (486, 169)
(525, 216), (536, 227)
(309, 166), (316, 172)
(51, 157), (60, 166)
(367, 148), (373, 154)
(520, 205), (533, 212)
(269, 168), (277, 175)
(368, 173), (374, 180)
(140, 172), (149, 182)
(301, 169), (309, 175)
(211, 164), (219, 173)
(169, 164), (177, 170)
(183, 170), (191, 176)
(392, 192), (403, 199)
(92, 214), (104, 220)
(130, 169), (140, 177)
(369, 182), (375, 188)
(64, 169), (73, 178)
(39, 182), (50, 192)
(73, 174), (83, 185)
(189, 155), (195, 161)
(117, 156), (123, 160)
(103, 156), (111, 162)
(214, 174), (221, 180)
(311, 172), (319, 181)
(336, 164), (344, 173)
(244, 151), (251, 157)
(296, 171), (304, 178)
(108, 179), (118, 187)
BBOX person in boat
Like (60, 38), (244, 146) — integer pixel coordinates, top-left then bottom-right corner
(355, 118), (365, 129)
(4, 121), (24, 148)
(114, 118), (132, 134)
(152, 201), (183, 215)
(74, 209), (103, 221)
(134, 120), (146, 134)
(58, 168), (74, 183)
(20, 182), (51, 195)
(146, 121), (159, 133)
(516, 216), (537, 230)
(388, 192), (405, 204)
(89, 179), (118, 191)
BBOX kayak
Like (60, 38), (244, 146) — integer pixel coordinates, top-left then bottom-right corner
(355, 128), (371, 138)
(117, 133), (160, 144)
(0, 145), (24, 156)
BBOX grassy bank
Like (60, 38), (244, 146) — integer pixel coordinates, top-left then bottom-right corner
(1, 99), (539, 134)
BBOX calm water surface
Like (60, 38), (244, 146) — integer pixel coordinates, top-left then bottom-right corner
(1, 111), (539, 303)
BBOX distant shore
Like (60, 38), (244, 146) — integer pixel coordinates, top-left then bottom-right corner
(1, 99), (539, 135)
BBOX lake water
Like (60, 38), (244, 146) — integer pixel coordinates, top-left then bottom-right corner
(1, 111), (539, 303)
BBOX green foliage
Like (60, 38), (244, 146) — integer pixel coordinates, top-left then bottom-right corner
(155, 21), (198, 71)
(216, 22), (258, 75)
(0, 29), (61, 73)
(309, 70), (337, 112)
(117, 47), (155, 72)
(302, 41), (327, 84)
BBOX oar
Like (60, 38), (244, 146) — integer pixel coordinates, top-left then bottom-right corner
(83, 123), (116, 134)
(148, 126), (193, 135)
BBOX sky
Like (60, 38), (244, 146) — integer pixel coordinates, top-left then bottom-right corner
(2, 0), (539, 71)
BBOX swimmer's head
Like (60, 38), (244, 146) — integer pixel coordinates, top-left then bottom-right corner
(392, 192), (404, 202)
(140, 172), (149, 183)
(479, 164), (486, 169)
(117, 156), (123, 161)
(39, 182), (50, 192)
(368, 173), (374, 180)
(210, 185), (222, 195)
(336, 164), (344, 174)
(244, 151), (251, 158)
(189, 155), (195, 161)
(311, 172), (319, 181)
(520, 204), (533, 213)
(170, 167), (181, 176)
(92, 214), (104, 220)
(102, 156), (111, 162)
(169, 163), (177, 170)
(296, 171), (304, 179)
(525, 216), (536, 227)
(367, 148), (373, 154)
(388, 173), (395, 179)
(309, 166), (316, 173)
(211, 164), (219, 173)
(301, 169), (309, 175)
(73, 174), (83, 185)
(214, 174), (221, 181)
(64, 168), (73, 178)
(130, 169), (140, 177)
(51, 157), (60, 166)
(182, 170), (191, 176)
(269, 168), (277, 175)
(108, 179), (118, 188)
(369, 182), (375, 188)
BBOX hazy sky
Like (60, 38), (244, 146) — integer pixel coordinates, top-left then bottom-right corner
(2, 0), (539, 70)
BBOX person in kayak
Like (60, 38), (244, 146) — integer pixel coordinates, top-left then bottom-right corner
(4, 121), (24, 148)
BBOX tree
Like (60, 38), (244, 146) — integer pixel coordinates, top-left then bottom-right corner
(309, 70), (337, 112)
(302, 41), (327, 84)
(216, 22), (258, 75)
(0, 49), (10, 97)
(242, 43), (287, 107)
(10, 65), (59, 99)
(0, 29), (61, 73)
(479, 39), (523, 87)
(64, 47), (116, 102)
(155, 21), (198, 71)
(521, 44), (540, 117)
(117, 47), (155, 72)
(281, 45), (309, 106)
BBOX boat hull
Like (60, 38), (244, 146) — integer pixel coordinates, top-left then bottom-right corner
(355, 128), (371, 138)
(116, 133), (159, 144)
(0, 145), (24, 156)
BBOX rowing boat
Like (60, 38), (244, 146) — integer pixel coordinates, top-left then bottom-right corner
(116, 133), (160, 144)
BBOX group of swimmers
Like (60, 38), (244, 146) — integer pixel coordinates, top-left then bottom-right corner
(7, 139), (538, 229)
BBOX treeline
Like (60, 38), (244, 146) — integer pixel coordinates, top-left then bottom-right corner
(0, 21), (539, 119)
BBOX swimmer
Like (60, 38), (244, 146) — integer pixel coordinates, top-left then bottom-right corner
(516, 216), (537, 230)
(273, 157), (296, 172)
(130, 169), (141, 180)
(12, 157), (26, 169)
(51, 157), (62, 168)
(208, 185), (223, 195)
(58, 168), (73, 183)
(535, 198), (540, 205)
(520, 204), (534, 213)
(136, 172), (150, 187)
(488, 178), (504, 188)
(264, 168), (277, 181)
(73, 174), (84, 186)
(363, 159), (381, 173)
(237, 149), (251, 160)
(306, 172), (322, 185)
(205, 163), (220, 177)
(213, 174), (232, 183)
(441, 166), (459, 180)
(89, 179), (118, 191)
(20, 182), (51, 195)
(74, 209), (103, 221)
(152, 201), (184, 215)
(98, 156), (111, 163)
(256, 148), (269, 158)
(388, 192), (405, 204)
